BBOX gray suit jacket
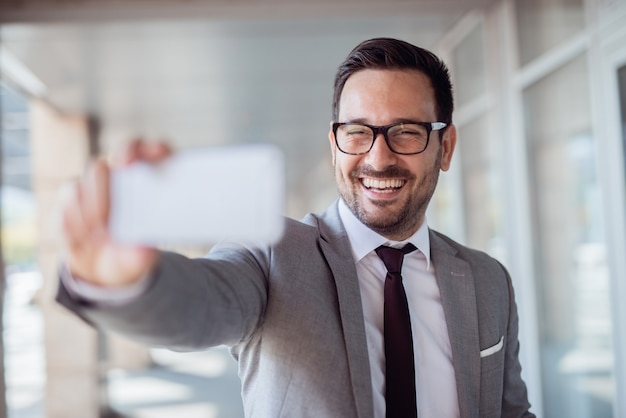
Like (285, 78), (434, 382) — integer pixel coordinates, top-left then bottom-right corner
(57, 200), (534, 418)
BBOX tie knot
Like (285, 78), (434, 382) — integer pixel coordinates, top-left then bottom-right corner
(375, 243), (417, 274)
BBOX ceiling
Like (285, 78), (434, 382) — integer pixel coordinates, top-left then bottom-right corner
(0, 0), (494, 215)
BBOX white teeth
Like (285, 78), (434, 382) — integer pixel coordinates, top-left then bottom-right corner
(362, 178), (404, 190)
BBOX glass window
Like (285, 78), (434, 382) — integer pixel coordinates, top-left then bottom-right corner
(452, 24), (487, 107)
(457, 114), (504, 258)
(523, 53), (615, 417)
(618, 64), (626, 189)
(515, 0), (585, 67)
(1, 83), (45, 417)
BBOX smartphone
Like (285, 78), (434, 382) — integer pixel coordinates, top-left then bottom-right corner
(109, 144), (285, 246)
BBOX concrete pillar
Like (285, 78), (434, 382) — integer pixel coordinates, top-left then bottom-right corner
(29, 100), (150, 418)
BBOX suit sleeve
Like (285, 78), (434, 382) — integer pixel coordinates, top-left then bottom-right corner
(500, 264), (536, 418)
(56, 244), (270, 350)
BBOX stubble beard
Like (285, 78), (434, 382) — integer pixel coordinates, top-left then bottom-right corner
(338, 151), (442, 240)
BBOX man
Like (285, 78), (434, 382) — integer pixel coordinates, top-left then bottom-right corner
(58, 38), (534, 417)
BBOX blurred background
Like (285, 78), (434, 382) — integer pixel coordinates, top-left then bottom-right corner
(1, 0), (626, 417)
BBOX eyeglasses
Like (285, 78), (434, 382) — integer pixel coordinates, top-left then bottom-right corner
(332, 121), (447, 155)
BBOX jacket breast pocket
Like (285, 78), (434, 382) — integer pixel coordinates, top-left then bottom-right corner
(480, 336), (505, 373)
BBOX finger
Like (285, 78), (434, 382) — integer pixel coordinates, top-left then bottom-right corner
(117, 137), (144, 166)
(139, 140), (173, 162)
(117, 138), (173, 166)
(61, 182), (89, 251)
(92, 159), (111, 226)
(82, 160), (111, 232)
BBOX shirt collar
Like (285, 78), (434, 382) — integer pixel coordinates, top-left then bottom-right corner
(338, 198), (431, 270)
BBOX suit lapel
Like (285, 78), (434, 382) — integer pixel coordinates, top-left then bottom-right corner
(308, 202), (375, 418)
(430, 231), (480, 418)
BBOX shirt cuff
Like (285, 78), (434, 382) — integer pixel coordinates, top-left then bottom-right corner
(59, 262), (153, 306)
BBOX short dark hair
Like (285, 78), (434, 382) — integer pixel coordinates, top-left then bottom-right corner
(332, 38), (454, 125)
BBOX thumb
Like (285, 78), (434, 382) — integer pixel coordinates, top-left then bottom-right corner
(95, 244), (159, 287)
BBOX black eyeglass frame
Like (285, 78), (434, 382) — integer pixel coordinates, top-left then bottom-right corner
(331, 121), (448, 155)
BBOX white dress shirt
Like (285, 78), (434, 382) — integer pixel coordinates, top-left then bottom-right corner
(338, 199), (460, 418)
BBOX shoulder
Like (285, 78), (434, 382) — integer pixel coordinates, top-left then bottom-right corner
(429, 229), (509, 278)
(429, 229), (516, 316)
(213, 207), (341, 262)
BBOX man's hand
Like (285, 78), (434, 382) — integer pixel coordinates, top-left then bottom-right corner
(61, 139), (172, 287)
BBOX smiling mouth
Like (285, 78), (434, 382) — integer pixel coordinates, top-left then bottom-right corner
(361, 178), (406, 193)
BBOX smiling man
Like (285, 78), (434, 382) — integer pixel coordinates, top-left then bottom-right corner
(58, 38), (535, 418)
(331, 68), (454, 241)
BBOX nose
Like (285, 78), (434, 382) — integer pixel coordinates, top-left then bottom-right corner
(365, 133), (397, 169)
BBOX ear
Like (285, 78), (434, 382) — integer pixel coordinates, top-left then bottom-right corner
(328, 122), (337, 166)
(439, 124), (457, 171)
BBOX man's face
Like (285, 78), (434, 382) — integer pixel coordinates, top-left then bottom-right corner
(329, 69), (456, 240)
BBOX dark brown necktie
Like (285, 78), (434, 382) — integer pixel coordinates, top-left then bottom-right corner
(375, 244), (418, 418)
